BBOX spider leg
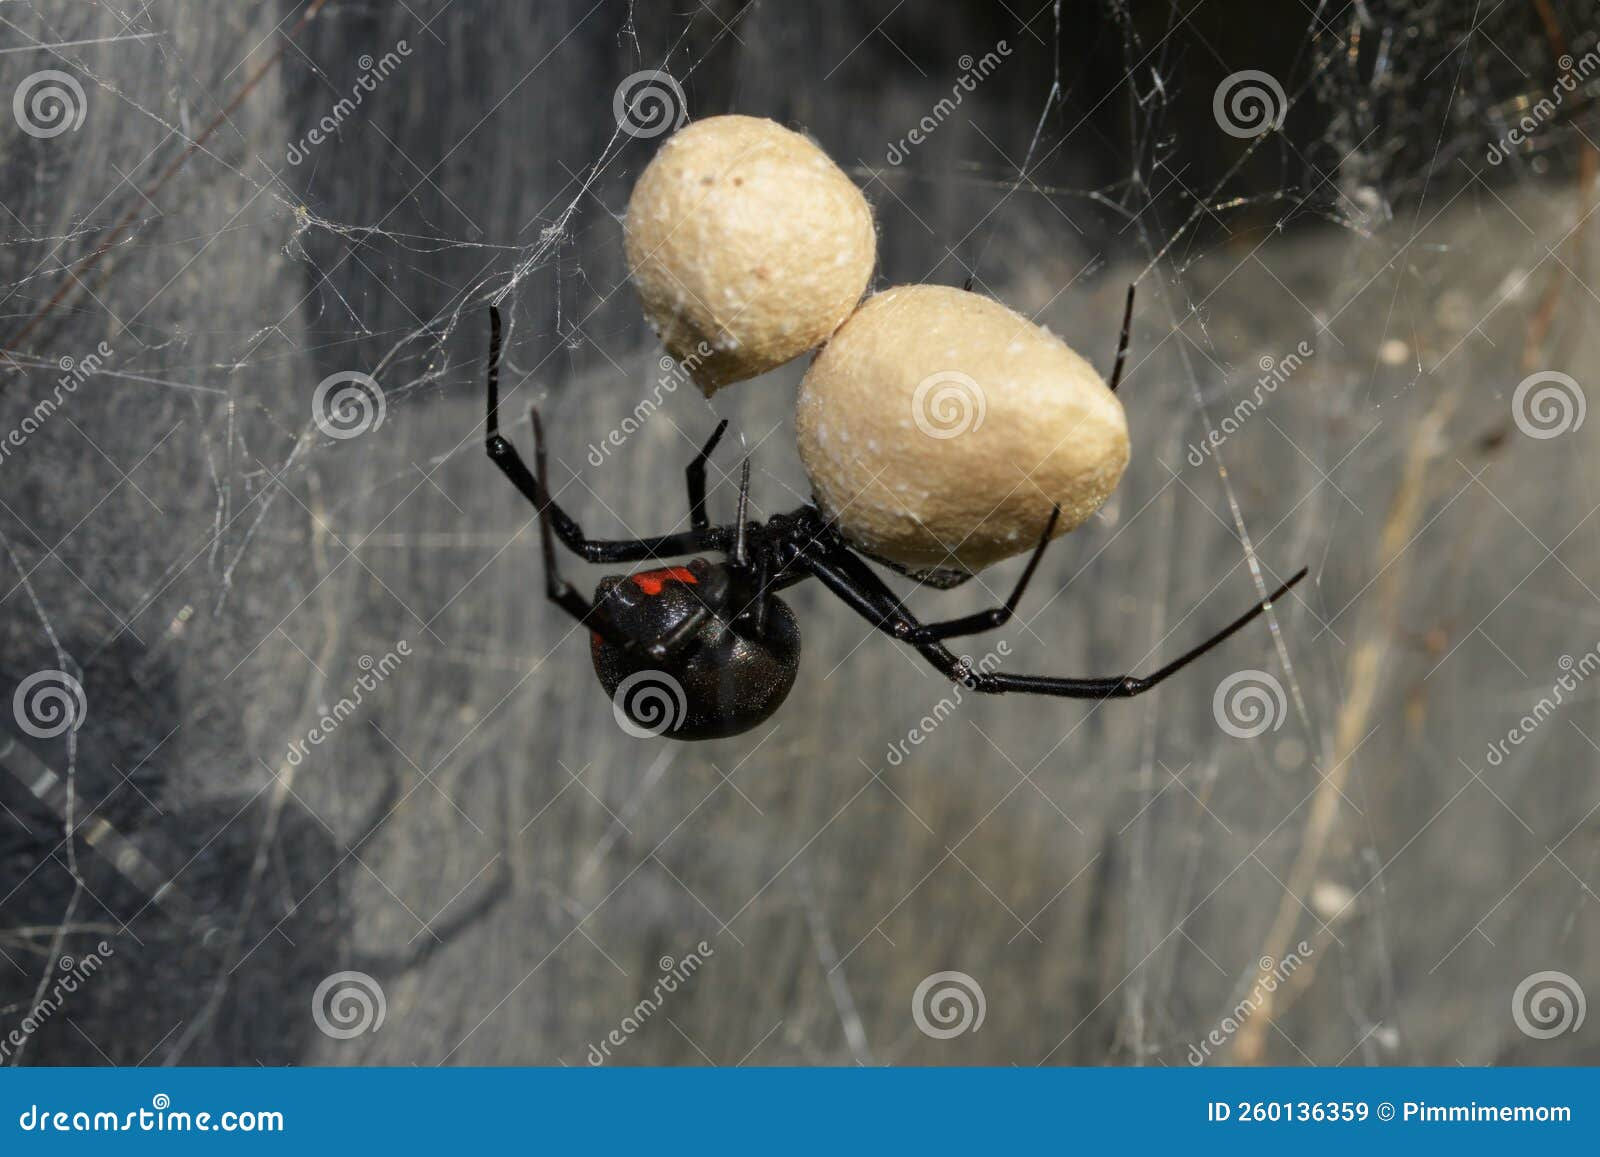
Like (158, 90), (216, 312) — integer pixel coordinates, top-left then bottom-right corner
(804, 547), (1030, 695)
(645, 604), (712, 660)
(803, 536), (1307, 699)
(686, 419), (729, 531)
(533, 501), (629, 644)
(517, 404), (631, 646)
(751, 552), (771, 635)
(1108, 283), (1136, 393)
(483, 307), (723, 564)
(795, 509), (1061, 646)
(732, 459), (751, 566)
(981, 567), (1308, 698)
(899, 506), (1061, 643)
(524, 405), (716, 656)
(798, 546), (962, 671)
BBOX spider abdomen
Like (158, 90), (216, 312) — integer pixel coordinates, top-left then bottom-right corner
(590, 567), (801, 740)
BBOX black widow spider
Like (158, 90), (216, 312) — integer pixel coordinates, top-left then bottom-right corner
(484, 299), (1306, 740)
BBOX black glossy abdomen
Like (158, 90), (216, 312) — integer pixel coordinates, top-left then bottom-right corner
(593, 598), (801, 741)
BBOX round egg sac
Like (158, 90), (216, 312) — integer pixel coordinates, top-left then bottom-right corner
(795, 284), (1130, 575)
(624, 115), (877, 394)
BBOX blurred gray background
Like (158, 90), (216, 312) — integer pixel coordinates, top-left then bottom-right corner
(2, 0), (1598, 1066)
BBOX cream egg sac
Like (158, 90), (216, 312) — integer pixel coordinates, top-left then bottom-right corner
(796, 284), (1129, 575)
(624, 115), (877, 394)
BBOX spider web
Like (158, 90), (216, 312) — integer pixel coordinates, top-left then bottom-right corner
(0, 0), (1595, 1066)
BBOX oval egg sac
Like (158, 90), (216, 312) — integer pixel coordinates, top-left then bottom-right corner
(795, 284), (1129, 575)
(624, 114), (877, 394)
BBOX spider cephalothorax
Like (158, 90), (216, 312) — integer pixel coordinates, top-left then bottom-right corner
(484, 302), (1305, 742)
